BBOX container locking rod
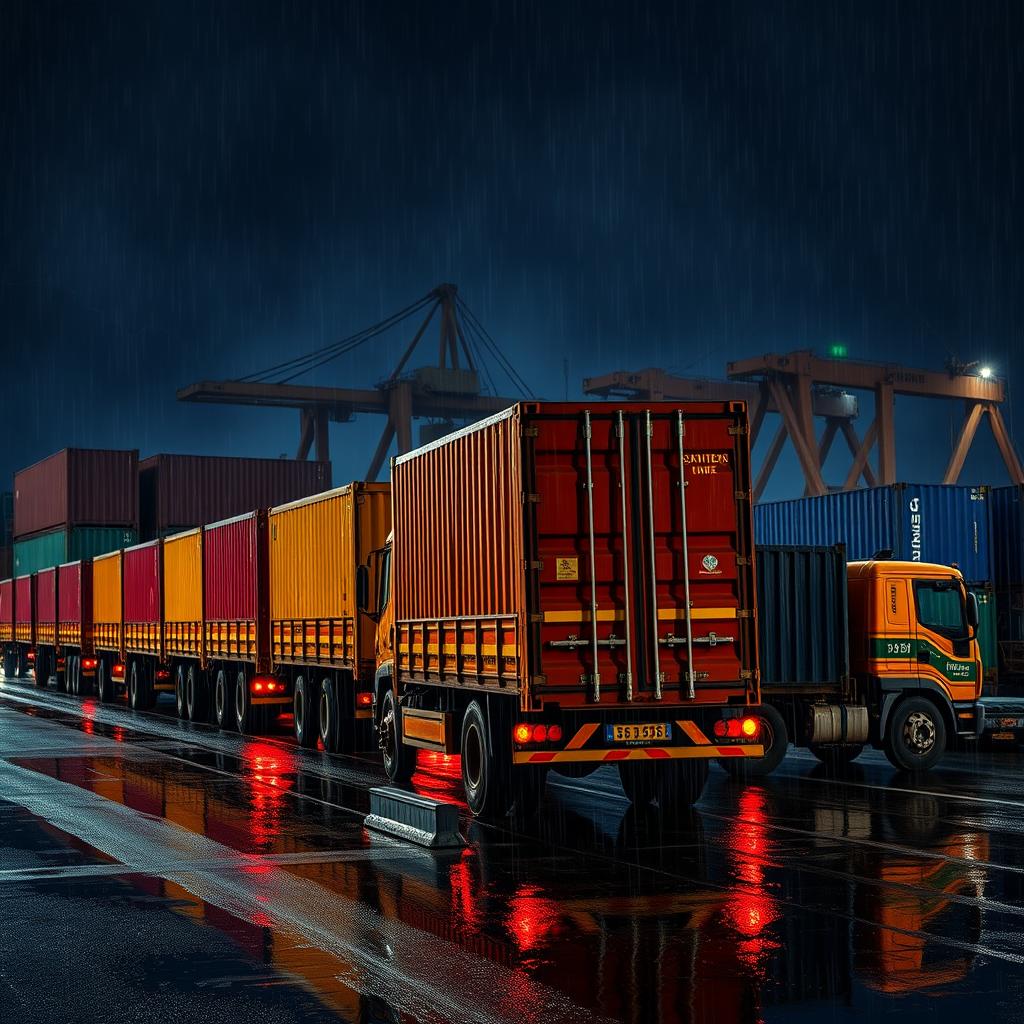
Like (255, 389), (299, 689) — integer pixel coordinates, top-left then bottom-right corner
(583, 409), (601, 703)
(676, 410), (696, 700)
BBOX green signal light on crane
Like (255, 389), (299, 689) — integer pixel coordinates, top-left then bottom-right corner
(827, 343), (848, 359)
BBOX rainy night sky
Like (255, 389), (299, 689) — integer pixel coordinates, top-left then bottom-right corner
(2, 1), (1023, 500)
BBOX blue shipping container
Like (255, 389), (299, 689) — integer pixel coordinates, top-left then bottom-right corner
(990, 485), (1024, 587)
(754, 484), (992, 583)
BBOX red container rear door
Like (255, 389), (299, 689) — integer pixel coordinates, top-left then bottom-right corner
(529, 404), (755, 706)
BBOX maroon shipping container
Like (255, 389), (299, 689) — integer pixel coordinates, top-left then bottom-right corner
(14, 575), (34, 643)
(14, 448), (139, 539)
(139, 454), (331, 541)
(0, 578), (13, 643)
(203, 511), (269, 670)
(123, 541), (162, 655)
(35, 568), (57, 645)
(58, 561), (91, 651)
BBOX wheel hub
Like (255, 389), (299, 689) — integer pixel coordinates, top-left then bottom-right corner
(904, 710), (937, 754)
(379, 706), (395, 754)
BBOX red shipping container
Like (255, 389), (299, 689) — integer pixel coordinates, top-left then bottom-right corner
(14, 575), (34, 625)
(35, 567), (57, 639)
(204, 511), (269, 670)
(0, 578), (13, 642)
(14, 448), (139, 539)
(124, 541), (162, 656)
(58, 561), (91, 650)
(139, 454), (331, 540)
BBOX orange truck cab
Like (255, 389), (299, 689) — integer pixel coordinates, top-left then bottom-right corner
(744, 549), (983, 775)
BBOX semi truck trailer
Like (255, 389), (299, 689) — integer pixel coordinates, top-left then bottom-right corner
(737, 545), (984, 774)
(359, 401), (765, 818)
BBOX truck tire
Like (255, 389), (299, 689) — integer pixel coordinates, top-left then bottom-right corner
(185, 665), (208, 723)
(66, 655), (79, 695)
(34, 649), (49, 689)
(234, 669), (262, 734)
(214, 669), (234, 730)
(319, 677), (339, 752)
(809, 743), (864, 769)
(3, 649), (16, 679)
(128, 661), (151, 710)
(461, 699), (514, 819)
(718, 703), (788, 778)
(174, 665), (187, 718)
(96, 659), (113, 703)
(294, 675), (319, 748)
(379, 687), (415, 786)
(883, 696), (946, 771)
(619, 760), (708, 818)
(56, 652), (69, 693)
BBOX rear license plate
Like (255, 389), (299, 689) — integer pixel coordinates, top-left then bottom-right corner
(605, 723), (670, 744)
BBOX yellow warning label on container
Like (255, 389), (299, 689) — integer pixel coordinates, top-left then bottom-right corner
(556, 557), (579, 581)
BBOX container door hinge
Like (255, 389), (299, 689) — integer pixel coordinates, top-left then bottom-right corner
(736, 555), (751, 566)
(525, 559), (543, 572)
(736, 608), (753, 619)
(522, 426), (539, 438)
(529, 613), (544, 624)
(735, 490), (750, 501)
(530, 674), (547, 686)
(521, 492), (540, 504)
(728, 425), (747, 436)
(740, 669), (754, 681)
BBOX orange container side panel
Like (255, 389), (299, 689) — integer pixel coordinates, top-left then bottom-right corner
(163, 529), (203, 659)
(92, 551), (123, 653)
(392, 408), (526, 692)
(268, 482), (390, 674)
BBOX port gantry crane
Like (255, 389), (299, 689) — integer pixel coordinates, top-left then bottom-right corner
(585, 352), (1024, 497)
(177, 284), (532, 481)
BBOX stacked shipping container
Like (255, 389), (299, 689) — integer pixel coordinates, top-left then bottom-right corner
(989, 486), (1024, 684)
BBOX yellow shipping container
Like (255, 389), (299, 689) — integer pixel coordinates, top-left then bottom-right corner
(163, 528), (203, 658)
(268, 482), (390, 670)
(92, 550), (122, 651)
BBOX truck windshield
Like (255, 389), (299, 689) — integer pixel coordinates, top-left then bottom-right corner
(378, 546), (391, 613)
(913, 580), (966, 640)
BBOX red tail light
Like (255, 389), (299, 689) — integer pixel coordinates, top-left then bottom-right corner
(27, 650), (36, 662)
(112, 663), (125, 679)
(156, 669), (171, 681)
(356, 691), (373, 706)
(514, 722), (563, 745)
(714, 716), (760, 740)
(547, 724), (563, 743)
(81, 658), (98, 671)
(514, 723), (532, 744)
(251, 676), (281, 694)
(713, 719), (728, 738)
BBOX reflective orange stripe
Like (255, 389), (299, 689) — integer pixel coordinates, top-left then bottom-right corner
(677, 720), (710, 745)
(513, 744), (764, 764)
(566, 722), (600, 750)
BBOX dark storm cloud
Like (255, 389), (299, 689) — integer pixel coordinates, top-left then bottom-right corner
(1, 0), (1022, 495)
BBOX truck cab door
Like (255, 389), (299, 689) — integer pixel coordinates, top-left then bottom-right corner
(877, 577), (915, 677)
(911, 576), (978, 699)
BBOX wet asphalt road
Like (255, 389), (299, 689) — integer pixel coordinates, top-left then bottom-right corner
(1, 677), (1024, 1024)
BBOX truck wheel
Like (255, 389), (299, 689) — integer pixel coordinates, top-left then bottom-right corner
(56, 652), (69, 693)
(96, 659), (112, 702)
(884, 696), (946, 771)
(66, 655), (79, 695)
(3, 650), (16, 679)
(810, 743), (864, 769)
(214, 669), (234, 730)
(461, 699), (513, 819)
(718, 703), (788, 778)
(128, 661), (151, 710)
(185, 665), (207, 722)
(234, 669), (261, 734)
(34, 650), (49, 688)
(619, 760), (709, 818)
(379, 687), (415, 786)
(174, 666), (187, 718)
(319, 677), (339, 752)
(293, 675), (319, 748)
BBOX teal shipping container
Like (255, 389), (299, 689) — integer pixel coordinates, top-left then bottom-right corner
(969, 585), (997, 684)
(13, 526), (137, 575)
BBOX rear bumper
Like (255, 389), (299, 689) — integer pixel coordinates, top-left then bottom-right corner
(514, 743), (763, 765)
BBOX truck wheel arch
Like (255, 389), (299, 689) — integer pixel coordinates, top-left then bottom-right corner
(878, 680), (956, 749)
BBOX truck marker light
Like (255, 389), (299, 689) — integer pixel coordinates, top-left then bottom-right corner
(547, 724), (563, 743)
(741, 716), (759, 738)
(713, 720), (728, 738)
(531, 724), (548, 743)
(514, 723), (532, 744)
(156, 669), (171, 681)
(112, 663), (125, 679)
(357, 692), (373, 706)
(254, 681), (264, 692)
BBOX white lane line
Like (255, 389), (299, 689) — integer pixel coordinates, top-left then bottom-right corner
(0, 758), (607, 1024)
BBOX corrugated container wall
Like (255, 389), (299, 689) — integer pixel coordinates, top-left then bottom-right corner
(14, 576), (33, 625)
(13, 526), (137, 576)
(268, 484), (389, 620)
(754, 484), (992, 583)
(204, 514), (260, 621)
(0, 579), (12, 641)
(756, 546), (850, 688)
(394, 412), (522, 622)
(35, 568), (57, 629)
(14, 448), (138, 539)
(58, 562), (85, 629)
(139, 454), (331, 541)
(990, 485), (1024, 587)
(92, 552), (122, 643)
(123, 542), (161, 625)
(163, 530), (203, 626)
(969, 584), (998, 682)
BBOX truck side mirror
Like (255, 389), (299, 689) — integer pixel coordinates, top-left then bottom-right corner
(356, 563), (372, 614)
(966, 591), (979, 633)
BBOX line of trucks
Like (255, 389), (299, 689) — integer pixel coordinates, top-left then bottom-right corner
(0, 402), (991, 817)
